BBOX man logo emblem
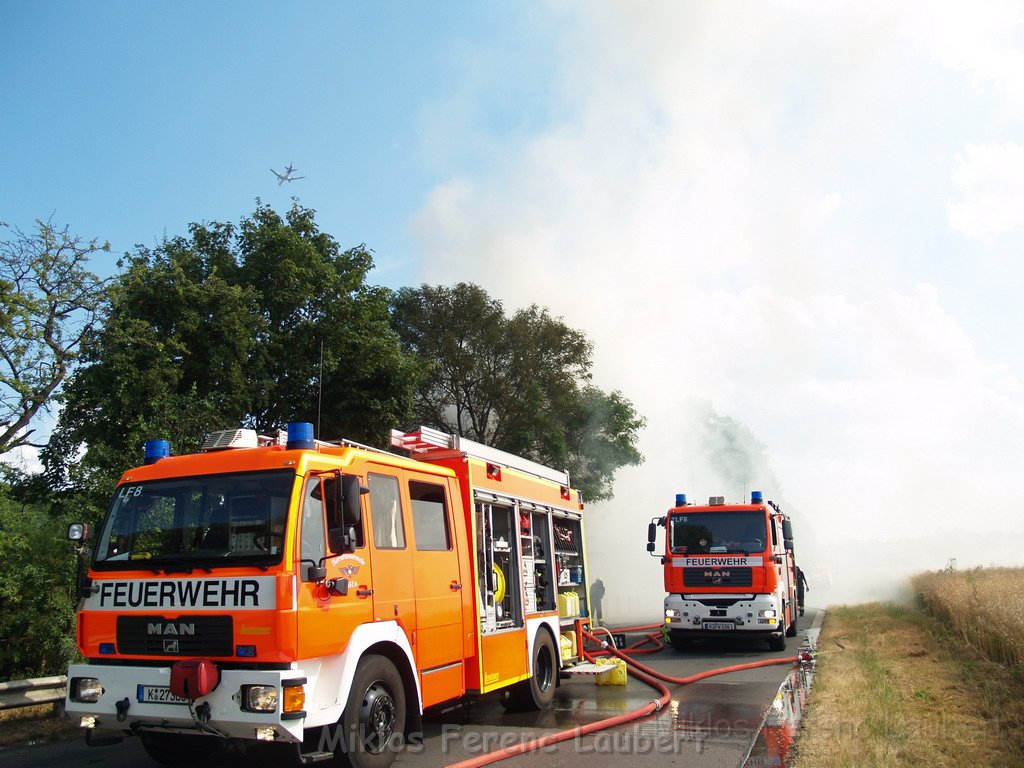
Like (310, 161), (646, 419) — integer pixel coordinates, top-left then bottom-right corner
(705, 569), (731, 585)
(163, 638), (179, 653)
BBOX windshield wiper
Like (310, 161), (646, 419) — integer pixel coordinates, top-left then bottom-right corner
(149, 556), (213, 574)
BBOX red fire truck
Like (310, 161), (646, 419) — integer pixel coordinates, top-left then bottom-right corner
(65, 423), (590, 767)
(646, 491), (800, 652)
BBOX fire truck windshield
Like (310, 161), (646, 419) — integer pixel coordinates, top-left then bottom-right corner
(93, 470), (294, 571)
(670, 512), (767, 555)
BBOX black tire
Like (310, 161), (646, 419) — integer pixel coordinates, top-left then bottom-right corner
(786, 617), (798, 637)
(139, 732), (219, 766)
(337, 654), (407, 768)
(768, 632), (787, 652)
(669, 630), (693, 652)
(501, 631), (557, 711)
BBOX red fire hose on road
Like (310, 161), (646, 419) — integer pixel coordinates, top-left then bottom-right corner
(445, 626), (804, 768)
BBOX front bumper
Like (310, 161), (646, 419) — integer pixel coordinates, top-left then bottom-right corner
(663, 593), (784, 634)
(65, 663), (306, 742)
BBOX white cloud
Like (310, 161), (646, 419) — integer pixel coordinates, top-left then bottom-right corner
(924, 0), (1024, 103)
(948, 143), (1024, 239)
(0, 443), (43, 475)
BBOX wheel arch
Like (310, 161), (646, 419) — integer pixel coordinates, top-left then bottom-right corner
(363, 640), (422, 734)
(525, 616), (561, 675)
(300, 620), (422, 732)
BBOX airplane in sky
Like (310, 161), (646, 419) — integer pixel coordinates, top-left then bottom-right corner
(271, 164), (305, 185)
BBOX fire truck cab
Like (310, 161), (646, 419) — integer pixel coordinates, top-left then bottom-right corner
(647, 491), (800, 652)
(65, 423), (589, 768)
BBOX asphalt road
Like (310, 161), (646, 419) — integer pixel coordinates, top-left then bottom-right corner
(2, 608), (821, 768)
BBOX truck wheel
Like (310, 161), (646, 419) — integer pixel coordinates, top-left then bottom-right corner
(337, 654), (407, 768)
(501, 631), (557, 711)
(139, 732), (219, 766)
(669, 630), (693, 652)
(768, 632), (787, 652)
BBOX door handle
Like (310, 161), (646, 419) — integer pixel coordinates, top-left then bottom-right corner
(357, 588), (374, 598)
(450, 581), (462, 591)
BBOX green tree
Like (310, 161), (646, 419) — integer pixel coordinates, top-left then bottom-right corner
(0, 485), (78, 679)
(47, 202), (418, 517)
(390, 282), (644, 501)
(0, 220), (109, 455)
(235, 203), (417, 438)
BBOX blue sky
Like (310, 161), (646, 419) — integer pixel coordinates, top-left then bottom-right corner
(2, 2), (540, 284)
(5, 2), (1024, 604)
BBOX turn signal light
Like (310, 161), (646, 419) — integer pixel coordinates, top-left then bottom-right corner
(283, 684), (305, 713)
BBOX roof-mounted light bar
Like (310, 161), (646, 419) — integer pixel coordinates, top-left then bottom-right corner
(201, 428), (259, 451)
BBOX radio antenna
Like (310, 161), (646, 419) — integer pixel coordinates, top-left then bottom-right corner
(317, 338), (324, 438)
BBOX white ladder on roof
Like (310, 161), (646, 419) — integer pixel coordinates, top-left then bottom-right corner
(390, 426), (570, 487)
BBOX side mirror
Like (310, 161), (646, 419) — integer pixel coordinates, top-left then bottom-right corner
(68, 523), (92, 542)
(340, 474), (366, 527)
(781, 519), (793, 541)
(306, 564), (326, 582)
(646, 521), (659, 554)
(328, 526), (358, 555)
(784, 539), (794, 551)
(69, 523), (95, 598)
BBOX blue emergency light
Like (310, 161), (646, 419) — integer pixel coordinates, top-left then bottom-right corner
(286, 421), (315, 450)
(675, 493), (687, 506)
(143, 439), (171, 465)
(751, 490), (763, 503)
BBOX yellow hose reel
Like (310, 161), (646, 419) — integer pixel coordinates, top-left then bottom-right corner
(492, 562), (507, 604)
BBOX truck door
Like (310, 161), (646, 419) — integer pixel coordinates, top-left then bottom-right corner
(365, 470), (417, 633)
(296, 473), (373, 660)
(407, 476), (465, 706)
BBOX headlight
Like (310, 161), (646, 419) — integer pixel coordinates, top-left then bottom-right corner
(71, 677), (103, 703)
(244, 684), (278, 712)
(665, 609), (681, 618)
(760, 609), (776, 619)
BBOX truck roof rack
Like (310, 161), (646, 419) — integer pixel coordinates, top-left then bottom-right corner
(391, 426), (570, 486)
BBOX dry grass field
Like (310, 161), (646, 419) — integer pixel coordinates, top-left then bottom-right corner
(790, 568), (1024, 767)
(913, 565), (1024, 671)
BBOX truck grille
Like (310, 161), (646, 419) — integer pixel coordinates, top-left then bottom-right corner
(116, 615), (233, 657)
(683, 567), (753, 587)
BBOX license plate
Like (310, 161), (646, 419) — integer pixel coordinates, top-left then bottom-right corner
(703, 622), (735, 631)
(137, 685), (188, 705)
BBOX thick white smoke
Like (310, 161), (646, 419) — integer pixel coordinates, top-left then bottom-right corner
(410, 2), (1024, 615)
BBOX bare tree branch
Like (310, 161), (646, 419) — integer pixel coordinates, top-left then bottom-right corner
(0, 219), (110, 455)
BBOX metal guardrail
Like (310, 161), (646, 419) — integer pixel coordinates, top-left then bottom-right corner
(0, 676), (66, 711)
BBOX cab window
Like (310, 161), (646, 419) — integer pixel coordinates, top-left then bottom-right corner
(410, 480), (451, 551)
(300, 476), (326, 580)
(368, 473), (405, 549)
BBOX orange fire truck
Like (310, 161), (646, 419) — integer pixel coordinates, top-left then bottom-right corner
(65, 423), (590, 767)
(646, 492), (800, 652)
